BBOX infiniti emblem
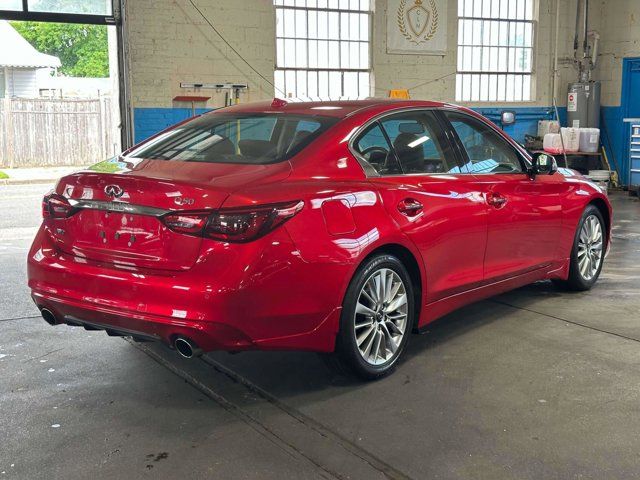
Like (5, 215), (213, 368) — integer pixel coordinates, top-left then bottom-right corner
(104, 184), (124, 198)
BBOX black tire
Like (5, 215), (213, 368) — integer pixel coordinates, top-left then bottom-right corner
(553, 205), (606, 291)
(328, 254), (415, 380)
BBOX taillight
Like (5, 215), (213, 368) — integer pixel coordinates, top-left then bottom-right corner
(42, 193), (75, 219)
(161, 201), (304, 243)
(161, 212), (210, 235)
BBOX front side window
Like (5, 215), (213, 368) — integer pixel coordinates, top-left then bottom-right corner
(456, 0), (535, 102)
(274, 0), (371, 98)
(128, 114), (337, 164)
(445, 112), (523, 173)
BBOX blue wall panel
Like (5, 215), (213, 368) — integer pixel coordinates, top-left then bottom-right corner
(133, 108), (212, 144)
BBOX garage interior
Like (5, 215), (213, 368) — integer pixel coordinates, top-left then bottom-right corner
(1, 0), (640, 478)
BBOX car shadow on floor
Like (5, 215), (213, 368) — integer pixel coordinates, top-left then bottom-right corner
(204, 290), (528, 396)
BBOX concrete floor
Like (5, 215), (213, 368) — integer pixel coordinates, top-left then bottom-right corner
(1, 184), (639, 479)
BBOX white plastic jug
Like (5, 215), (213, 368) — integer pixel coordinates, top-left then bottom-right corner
(543, 133), (563, 154)
(578, 128), (600, 153)
(538, 120), (560, 137)
(561, 127), (580, 152)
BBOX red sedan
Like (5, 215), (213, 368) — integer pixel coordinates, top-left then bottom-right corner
(28, 99), (611, 379)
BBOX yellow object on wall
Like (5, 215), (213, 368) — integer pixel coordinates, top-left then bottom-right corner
(389, 89), (410, 99)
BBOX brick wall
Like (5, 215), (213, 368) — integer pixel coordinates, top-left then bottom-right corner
(371, 0), (458, 101)
(126, 0), (275, 108)
(124, 0), (275, 142)
(593, 0), (640, 106)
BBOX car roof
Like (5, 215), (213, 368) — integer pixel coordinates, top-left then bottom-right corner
(212, 98), (452, 118)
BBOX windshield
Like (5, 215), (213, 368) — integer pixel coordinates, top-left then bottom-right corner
(128, 113), (338, 164)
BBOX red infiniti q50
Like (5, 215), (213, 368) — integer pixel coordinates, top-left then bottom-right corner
(28, 99), (612, 379)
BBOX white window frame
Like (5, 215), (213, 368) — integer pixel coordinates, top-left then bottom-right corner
(456, 0), (536, 103)
(274, 0), (372, 99)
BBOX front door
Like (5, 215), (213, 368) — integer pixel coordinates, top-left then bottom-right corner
(352, 110), (488, 303)
(443, 110), (563, 283)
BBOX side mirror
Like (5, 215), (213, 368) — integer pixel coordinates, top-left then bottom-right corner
(531, 152), (558, 176)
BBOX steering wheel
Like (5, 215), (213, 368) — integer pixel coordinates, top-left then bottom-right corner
(360, 146), (389, 159)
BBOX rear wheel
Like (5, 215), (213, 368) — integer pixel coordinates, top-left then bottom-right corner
(328, 254), (414, 380)
(554, 205), (605, 291)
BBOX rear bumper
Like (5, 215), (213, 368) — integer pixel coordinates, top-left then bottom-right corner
(32, 291), (261, 351)
(28, 225), (344, 353)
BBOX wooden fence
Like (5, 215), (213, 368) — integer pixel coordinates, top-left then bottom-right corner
(0, 97), (119, 168)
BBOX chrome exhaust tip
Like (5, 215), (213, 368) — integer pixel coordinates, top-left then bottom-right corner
(174, 337), (202, 359)
(41, 308), (57, 326)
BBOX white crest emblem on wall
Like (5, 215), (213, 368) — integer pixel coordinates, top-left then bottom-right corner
(387, 0), (447, 55)
(399, 0), (438, 43)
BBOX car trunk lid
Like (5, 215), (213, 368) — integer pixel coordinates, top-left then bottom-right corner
(48, 158), (291, 271)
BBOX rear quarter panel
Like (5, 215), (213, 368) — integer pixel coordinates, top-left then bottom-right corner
(223, 176), (428, 333)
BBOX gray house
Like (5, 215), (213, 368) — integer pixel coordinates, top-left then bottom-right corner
(0, 20), (61, 98)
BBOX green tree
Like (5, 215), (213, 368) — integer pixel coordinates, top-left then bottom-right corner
(11, 21), (109, 78)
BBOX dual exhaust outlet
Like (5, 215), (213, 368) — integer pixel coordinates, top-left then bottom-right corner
(41, 308), (57, 326)
(40, 308), (202, 359)
(173, 337), (202, 359)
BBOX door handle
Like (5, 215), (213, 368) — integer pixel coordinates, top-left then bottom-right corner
(486, 192), (507, 208)
(397, 198), (423, 217)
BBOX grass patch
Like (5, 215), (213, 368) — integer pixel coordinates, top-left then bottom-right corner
(0, 170), (8, 180)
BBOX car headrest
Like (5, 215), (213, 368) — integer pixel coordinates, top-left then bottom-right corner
(239, 139), (276, 158)
(398, 122), (425, 134)
(393, 133), (420, 152)
(203, 137), (235, 156)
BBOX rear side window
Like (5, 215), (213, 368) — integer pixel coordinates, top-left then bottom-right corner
(353, 111), (460, 176)
(128, 114), (338, 164)
(380, 111), (456, 174)
(352, 123), (402, 175)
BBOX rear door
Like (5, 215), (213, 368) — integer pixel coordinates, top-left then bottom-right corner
(353, 109), (488, 303)
(442, 110), (563, 282)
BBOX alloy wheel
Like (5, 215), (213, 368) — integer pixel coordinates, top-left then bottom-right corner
(353, 268), (408, 366)
(577, 214), (604, 281)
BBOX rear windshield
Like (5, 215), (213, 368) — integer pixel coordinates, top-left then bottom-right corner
(128, 113), (338, 164)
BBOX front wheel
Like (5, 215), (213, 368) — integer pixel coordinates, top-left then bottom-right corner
(329, 254), (415, 380)
(554, 205), (606, 291)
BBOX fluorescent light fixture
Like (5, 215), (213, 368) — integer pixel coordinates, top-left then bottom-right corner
(408, 136), (430, 148)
